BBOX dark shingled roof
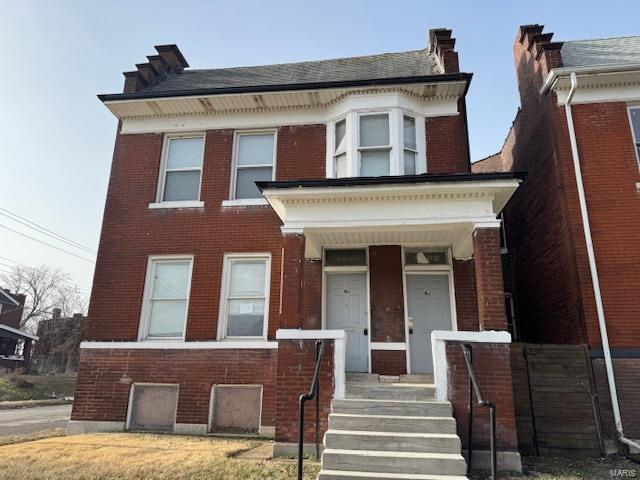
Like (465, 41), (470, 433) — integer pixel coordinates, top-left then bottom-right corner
(561, 36), (640, 68)
(141, 49), (443, 94)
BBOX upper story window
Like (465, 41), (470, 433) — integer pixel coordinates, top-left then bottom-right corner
(139, 256), (193, 340)
(232, 131), (276, 200)
(359, 113), (391, 176)
(158, 135), (204, 203)
(629, 107), (640, 163)
(328, 109), (426, 178)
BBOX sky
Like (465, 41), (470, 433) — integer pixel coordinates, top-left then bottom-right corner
(1, 0), (639, 301)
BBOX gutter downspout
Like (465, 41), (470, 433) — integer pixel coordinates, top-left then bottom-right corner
(564, 72), (640, 452)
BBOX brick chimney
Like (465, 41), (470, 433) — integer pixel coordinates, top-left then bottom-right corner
(428, 28), (459, 73)
(123, 44), (189, 94)
(513, 24), (564, 105)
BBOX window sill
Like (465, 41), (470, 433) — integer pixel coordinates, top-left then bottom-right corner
(221, 199), (268, 207)
(148, 201), (204, 210)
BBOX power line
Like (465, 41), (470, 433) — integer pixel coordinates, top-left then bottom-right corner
(0, 224), (95, 263)
(0, 209), (97, 255)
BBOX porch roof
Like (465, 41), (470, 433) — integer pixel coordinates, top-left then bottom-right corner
(259, 172), (524, 259)
(0, 324), (38, 341)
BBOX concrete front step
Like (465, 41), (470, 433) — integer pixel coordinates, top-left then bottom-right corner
(328, 413), (457, 434)
(321, 449), (467, 476)
(345, 383), (435, 401)
(332, 398), (452, 417)
(324, 430), (461, 453)
(318, 471), (468, 480)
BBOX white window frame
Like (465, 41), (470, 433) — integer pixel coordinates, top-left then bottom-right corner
(138, 255), (194, 341)
(150, 133), (205, 209)
(627, 105), (640, 170)
(217, 253), (272, 341)
(227, 129), (277, 204)
(326, 109), (426, 178)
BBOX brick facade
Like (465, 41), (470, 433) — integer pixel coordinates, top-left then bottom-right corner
(71, 348), (278, 427)
(275, 339), (334, 443)
(473, 228), (507, 331)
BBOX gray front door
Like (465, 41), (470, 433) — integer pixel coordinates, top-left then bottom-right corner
(407, 274), (452, 374)
(326, 273), (368, 373)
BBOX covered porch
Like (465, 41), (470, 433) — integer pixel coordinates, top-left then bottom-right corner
(259, 172), (523, 376)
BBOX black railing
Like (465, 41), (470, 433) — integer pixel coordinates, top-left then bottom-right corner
(462, 343), (497, 480)
(297, 340), (325, 480)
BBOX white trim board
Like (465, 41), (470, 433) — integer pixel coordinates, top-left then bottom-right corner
(80, 341), (279, 350)
(370, 342), (406, 351)
(431, 330), (511, 401)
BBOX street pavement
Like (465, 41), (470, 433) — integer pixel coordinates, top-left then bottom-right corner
(0, 404), (71, 435)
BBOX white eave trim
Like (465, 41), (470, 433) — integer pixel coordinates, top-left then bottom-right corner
(0, 324), (39, 341)
(541, 63), (640, 95)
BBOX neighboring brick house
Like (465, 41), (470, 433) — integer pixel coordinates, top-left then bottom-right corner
(0, 289), (37, 372)
(71, 29), (524, 475)
(32, 308), (86, 373)
(474, 25), (640, 452)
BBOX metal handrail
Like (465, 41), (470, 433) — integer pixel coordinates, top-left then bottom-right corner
(297, 340), (325, 480)
(461, 343), (497, 480)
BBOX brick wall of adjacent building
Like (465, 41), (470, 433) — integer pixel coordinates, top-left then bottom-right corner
(446, 343), (519, 451)
(275, 339), (334, 443)
(71, 348), (278, 427)
(0, 292), (25, 329)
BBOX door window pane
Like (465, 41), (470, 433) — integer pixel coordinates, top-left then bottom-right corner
(360, 150), (390, 176)
(166, 137), (204, 169)
(359, 114), (389, 147)
(235, 167), (273, 199)
(237, 134), (275, 166)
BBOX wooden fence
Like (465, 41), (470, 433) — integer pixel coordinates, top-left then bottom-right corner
(510, 343), (604, 456)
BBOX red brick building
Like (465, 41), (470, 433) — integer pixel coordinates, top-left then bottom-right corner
(71, 29), (524, 476)
(0, 289), (37, 372)
(474, 25), (640, 453)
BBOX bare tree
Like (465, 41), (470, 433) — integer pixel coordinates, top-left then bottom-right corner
(0, 265), (88, 332)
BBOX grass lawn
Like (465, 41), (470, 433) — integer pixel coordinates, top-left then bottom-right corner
(0, 373), (76, 402)
(0, 433), (321, 480)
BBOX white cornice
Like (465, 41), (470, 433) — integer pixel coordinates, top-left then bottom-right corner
(541, 67), (640, 105)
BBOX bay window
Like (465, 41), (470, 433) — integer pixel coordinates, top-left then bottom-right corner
(328, 109), (425, 178)
(359, 113), (391, 176)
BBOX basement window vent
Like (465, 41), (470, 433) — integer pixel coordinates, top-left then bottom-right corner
(210, 385), (262, 435)
(128, 384), (179, 432)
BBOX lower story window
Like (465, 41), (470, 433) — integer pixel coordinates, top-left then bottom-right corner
(219, 255), (271, 339)
(139, 256), (193, 340)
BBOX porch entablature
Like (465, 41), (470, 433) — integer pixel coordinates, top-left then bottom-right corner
(259, 173), (522, 259)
